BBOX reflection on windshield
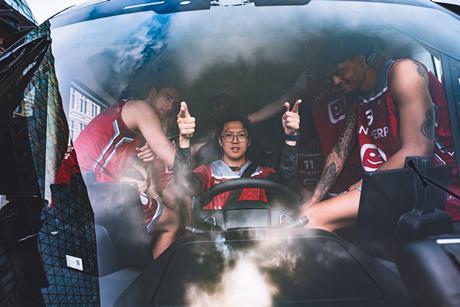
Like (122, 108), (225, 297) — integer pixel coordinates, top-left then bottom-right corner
(51, 0), (460, 244)
(45, 2), (460, 305)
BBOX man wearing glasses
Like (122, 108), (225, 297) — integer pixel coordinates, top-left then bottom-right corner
(174, 101), (301, 209)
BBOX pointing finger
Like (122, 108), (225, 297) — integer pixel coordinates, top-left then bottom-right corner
(291, 99), (301, 113)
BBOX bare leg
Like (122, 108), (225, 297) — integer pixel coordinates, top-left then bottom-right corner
(151, 180), (194, 258)
(153, 231), (177, 259)
(118, 162), (185, 258)
(299, 189), (361, 232)
(151, 203), (180, 258)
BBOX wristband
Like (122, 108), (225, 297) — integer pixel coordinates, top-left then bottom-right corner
(285, 134), (299, 142)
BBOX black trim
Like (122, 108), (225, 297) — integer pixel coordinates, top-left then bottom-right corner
(0, 37), (50, 121)
(434, 2), (460, 15)
(441, 53), (460, 179)
(49, 0), (440, 29)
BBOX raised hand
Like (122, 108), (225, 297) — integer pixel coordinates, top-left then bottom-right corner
(177, 101), (195, 148)
(282, 99), (301, 136)
(136, 142), (155, 162)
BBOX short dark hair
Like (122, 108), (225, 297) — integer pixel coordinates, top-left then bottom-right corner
(217, 115), (252, 141)
(311, 32), (383, 74)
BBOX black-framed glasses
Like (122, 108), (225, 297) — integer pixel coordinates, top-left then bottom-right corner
(221, 131), (248, 142)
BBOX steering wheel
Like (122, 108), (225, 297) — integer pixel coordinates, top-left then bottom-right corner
(192, 179), (301, 231)
(198, 178), (301, 209)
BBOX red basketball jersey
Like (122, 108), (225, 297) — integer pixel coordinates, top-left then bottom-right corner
(356, 59), (460, 220)
(299, 70), (363, 193)
(356, 59), (457, 176)
(56, 102), (141, 183)
(193, 160), (276, 209)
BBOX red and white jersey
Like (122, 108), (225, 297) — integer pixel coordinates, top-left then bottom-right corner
(357, 59), (460, 220)
(193, 160), (276, 209)
(56, 101), (141, 183)
(356, 59), (457, 177)
(296, 70), (363, 193)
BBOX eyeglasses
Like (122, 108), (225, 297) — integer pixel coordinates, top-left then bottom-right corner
(221, 132), (248, 142)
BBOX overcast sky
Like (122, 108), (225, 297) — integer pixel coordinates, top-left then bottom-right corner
(27, 0), (89, 24)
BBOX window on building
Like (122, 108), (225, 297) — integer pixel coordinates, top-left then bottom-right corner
(91, 103), (99, 118)
(80, 97), (87, 114)
(70, 88), (76, 110)
(70, 120), (75, 140)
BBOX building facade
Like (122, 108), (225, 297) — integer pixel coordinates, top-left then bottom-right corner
(0, 1), (100, 306)
(68, 81), (110, 140)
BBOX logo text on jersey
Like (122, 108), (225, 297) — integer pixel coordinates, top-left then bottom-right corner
(327, 96), (346, 124)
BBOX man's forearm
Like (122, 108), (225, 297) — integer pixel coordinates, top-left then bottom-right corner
(179, 134), (191, 149)
(248, 100), (284, 124)
(248, 87), (302, 124)
(309, 151), (344, 204)
(308, 103), (356, 204)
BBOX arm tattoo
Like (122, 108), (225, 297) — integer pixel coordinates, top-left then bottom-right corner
(316, 162), (337, 198)
(312, 100), (356, 201)
(421, 107), (435, 139)
(335, 101), (357, 160)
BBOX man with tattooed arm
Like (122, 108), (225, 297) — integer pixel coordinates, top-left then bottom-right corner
(301, 34), (459, 231)
(248, 61), (363, 206)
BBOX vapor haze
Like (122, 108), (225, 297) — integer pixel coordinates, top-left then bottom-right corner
(52, 1), (460, 103)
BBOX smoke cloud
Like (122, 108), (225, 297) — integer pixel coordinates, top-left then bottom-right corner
(86, 181), (152, 246)
(184, 225), (350, 306)
(187, 253), (278, 307)
(52, 1), (460, 105)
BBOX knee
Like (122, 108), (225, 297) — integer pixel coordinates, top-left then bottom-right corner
(162, 182), (174, 202)
(159, 205), (181, 232)
(299, 204), (337, 233)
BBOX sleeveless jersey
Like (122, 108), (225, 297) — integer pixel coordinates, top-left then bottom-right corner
(297, 70), (363, 193)
(55, 101), (141, 183)
(193, 160), (276, 209)
(356, 59), (459, 220)
(356, 59), (457, 175)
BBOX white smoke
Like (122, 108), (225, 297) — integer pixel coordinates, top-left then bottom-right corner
(185, 229), (303, 306)
(86, 182), (151, 246)
(52, 1), (460, 104)
(187, 252), (278, 307)
(184, 213), (359, 307)
(215, 233), (231, 259)
(165, 2), (455, 84)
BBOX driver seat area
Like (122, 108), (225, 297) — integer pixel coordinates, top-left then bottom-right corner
(83, 178), (154, 306)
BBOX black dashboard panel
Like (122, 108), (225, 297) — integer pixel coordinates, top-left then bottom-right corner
(116, 229), (413, 307)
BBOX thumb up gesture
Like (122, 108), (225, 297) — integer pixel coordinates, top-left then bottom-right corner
(282, 99), (301, 136)
(177, 102), (195, 148)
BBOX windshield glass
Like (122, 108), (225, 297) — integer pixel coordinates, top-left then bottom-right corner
(48, 1), (460, 181)
(8, 1), (460, 306)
